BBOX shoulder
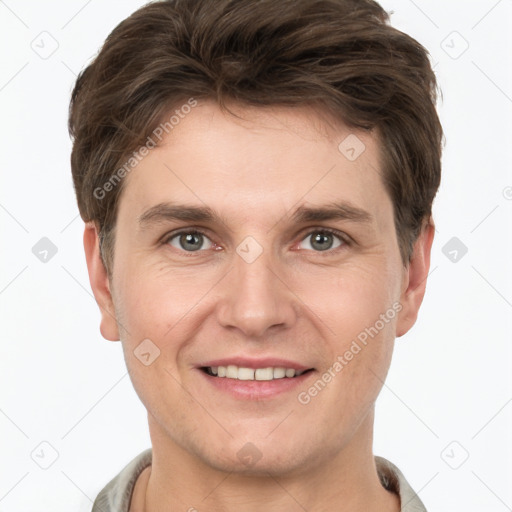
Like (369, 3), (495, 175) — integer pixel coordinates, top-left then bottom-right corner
(91, 448), (153, 512)
(375, 456), (428, 512)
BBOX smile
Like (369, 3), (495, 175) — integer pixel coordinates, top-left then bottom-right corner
(202, 365), (313, 381)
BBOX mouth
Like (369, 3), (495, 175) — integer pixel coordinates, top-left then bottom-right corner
(199, 365), (316, 400)
(196, 358), (316, 399)
(201, 365), (315, 381)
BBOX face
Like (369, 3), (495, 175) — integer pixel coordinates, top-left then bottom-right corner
(85, 100), (433, 476)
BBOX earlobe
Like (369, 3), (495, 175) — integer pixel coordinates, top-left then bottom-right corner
(396, 218), (435, 338)
(83, 222), (120, 341)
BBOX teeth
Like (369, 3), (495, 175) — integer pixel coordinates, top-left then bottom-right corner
(226, 365), (238, 378)
(273, 367), (286, 379)
(207, 365), (307, 380)
(255, 368), (273, 380)
(238, 367), (255, 380)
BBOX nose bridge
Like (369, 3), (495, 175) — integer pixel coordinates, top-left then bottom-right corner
(216, 240), (296, 338)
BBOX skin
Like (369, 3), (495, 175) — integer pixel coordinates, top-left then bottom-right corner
(84, 100), (434, 512)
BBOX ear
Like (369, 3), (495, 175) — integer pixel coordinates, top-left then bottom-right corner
(396, 217), (435, 338)
(83, 222), (120, 341)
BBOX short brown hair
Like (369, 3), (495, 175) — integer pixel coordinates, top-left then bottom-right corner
(69, 0), (443, 273)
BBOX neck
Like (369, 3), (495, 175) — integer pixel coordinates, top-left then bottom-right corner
(138, 410), (399, 512)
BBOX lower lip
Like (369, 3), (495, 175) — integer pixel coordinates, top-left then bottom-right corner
(198, 369), (315, 400)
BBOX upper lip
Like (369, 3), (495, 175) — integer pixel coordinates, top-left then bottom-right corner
(199, 357), (313, 371)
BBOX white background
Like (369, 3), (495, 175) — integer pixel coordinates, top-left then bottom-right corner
(1, 0), (511, 510)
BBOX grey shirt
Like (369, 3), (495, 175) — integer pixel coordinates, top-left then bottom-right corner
(91, 449), (427, 511)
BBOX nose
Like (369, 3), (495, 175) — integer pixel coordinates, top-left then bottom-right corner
(215, 248), (298, 339)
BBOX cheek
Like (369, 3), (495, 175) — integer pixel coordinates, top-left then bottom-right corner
(112, 267), (200, 413)
(112, 262), (224, 406)
(114, 261), (216, 341)
(336, 266), (400, 374)
(292, 260), (399, 402)
(292, 257), (400, 337)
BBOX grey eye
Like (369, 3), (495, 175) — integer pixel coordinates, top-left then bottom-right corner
(168, 231), (213, 252)
(299, 231), (343, 251)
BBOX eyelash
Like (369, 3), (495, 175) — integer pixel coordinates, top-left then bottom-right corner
(161, 227), (352, 255)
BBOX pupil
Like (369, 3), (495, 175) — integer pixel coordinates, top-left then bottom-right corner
(312, 232), (332, 251)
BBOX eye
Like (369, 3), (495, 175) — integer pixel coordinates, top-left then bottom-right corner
(298, 229), (346, 252)
(166, 230), (214, 252)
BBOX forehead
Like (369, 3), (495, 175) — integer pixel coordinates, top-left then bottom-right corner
(118, 100), (391, 226)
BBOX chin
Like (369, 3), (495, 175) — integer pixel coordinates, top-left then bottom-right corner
(207, 453), (305, 477)
(196, 437), (318, 478)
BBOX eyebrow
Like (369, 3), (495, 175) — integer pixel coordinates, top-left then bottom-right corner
(138, 201), (373, 229)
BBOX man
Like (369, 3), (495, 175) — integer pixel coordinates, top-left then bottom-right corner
(68, 0), (442, 510)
